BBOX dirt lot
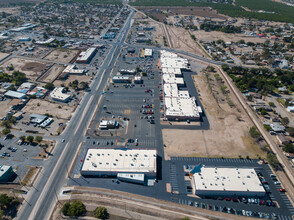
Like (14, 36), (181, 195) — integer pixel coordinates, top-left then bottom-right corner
(165, 25), (207, 56)
(38, 64), (64, 83)
(193, 30), (272, 43)
(44, 49), (79, 63)
(0, 58), (48, 81)
(0, 99), (13, 119)
(0, 52), (10, 61)
(163, 66), (266, 159)
(54, 74), (91, 87)
(136, 6), (226, 22)
(22, 99), (74, 120)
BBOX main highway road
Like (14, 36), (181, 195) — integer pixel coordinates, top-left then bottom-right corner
(16, 8), (135, 220)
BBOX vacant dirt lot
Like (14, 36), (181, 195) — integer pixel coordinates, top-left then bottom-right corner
(136, 6), (226, 22)
(193, 30), (272, 43)
(0, 52), (10, 61)
(165, 25), (207, 57)
(163, 66), (265, 159)
(54, 75), (91, 87)
(1, 58), (48, 81)
(39, 64), (65, 83)
(22, 99), (74, 120)
(44, 49), (79, 63)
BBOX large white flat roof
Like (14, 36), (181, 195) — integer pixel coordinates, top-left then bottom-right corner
(164, 83), (178, 97)
(163, 74), (184, 85)
(50, 87), (70, 101)
(162, 67), (182, 76)
(144, 48), (153, 56)
(63, 64), (85, 74)
(165, 97), (200, 118)
(160, 50), (189, 69)
(76, 47), (96, 62)
(193, 167), (265, 193)
(81, 148), (157, 173)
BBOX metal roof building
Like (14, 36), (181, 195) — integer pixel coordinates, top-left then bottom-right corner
(4, 90), (27, 99)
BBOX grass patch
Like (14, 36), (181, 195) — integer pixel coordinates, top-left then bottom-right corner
(21, 167), (38, 186)
(242, 136), (266, 159)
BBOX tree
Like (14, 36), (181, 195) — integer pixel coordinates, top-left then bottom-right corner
(45, 83), (54, 90)
(2, 129), (10, 136)
(249, 126), (260, 139)
(94, 206), (108, 219)
(80, 82), (89, 90)
(221, 64), (230, 72)
(263, 124), (271, 131)
(282, 143), (294, 153)
(267, 153), (279, 170)
(62, 202), (70, 216)
(268, 102), (275, 107)
(260, 109), (267, 116)
(26, 136), (34, 143)
(281, 117), (290, 126)
(2, 120), (11, 129)
(0, 194), (13, 209)
(19, 136), (26, 141)
(66, 200), (86, 217)
(287, 127), (294, 137)
(35, 136), (43, 143)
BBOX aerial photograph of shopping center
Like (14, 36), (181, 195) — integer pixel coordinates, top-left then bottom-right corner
(0, 0), (293, 219)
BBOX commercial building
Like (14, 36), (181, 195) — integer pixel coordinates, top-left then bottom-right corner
(160, 50), (201, 121)
(0, 165), (14, 182)
(81, 148), (157, 185)
(35, 38), (55, 45)
(50, 87), (71, 102)
(144, 48), (153, 57)
(120, 69), (136, 75)
(165, 97), (201, 121)
(99, 120), (118, 129)
(134, 76), (143, 84)
(4, 91), (27, 99)
(192, 165), (265, 197)
(30, 113), (47, 124)
(112, 76), (131, 83)
(40, 117), (53, 128)
(63, 64), (86, 75)
(76, 47), (97, 64)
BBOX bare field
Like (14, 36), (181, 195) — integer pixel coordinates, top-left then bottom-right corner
(163, 68), (265, 159)
(22, 99), (74, 120)
(166, 25), (207, 57)
(193, 30), (272, 43)
(0, 58), (47, 81)
(0, 52), (10, 61)
(39, 64), (64, 83)
(54, 75), (91, 87)
(136, 6), (226, 22)
(44, 49), (79, 63)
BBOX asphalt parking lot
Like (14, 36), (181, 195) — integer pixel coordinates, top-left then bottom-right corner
(0, 136), (44, 181)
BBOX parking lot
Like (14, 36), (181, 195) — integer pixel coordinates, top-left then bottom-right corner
(0, 136), (45, 182)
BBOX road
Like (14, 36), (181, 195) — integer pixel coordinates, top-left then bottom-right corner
(16, 7), (135, 220)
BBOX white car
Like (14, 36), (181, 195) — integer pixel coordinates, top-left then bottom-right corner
(62, 139), (65, 143)
(23, 149), (27, 152)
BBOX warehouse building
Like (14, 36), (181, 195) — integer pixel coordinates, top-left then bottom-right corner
(50, 87), (71, 102)
(192, 165), (265, 197)
(76, 47), (97, 64)
(4, 90), (27, 99)
(81, 148), (157, 185)
(120, 69), (136, 75)
(30, 113), (48, 124)
(63, 64), (86, 75)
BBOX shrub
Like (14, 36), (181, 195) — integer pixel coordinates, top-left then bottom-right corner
(94, 206), (108, 219)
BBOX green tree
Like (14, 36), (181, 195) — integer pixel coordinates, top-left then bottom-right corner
(221, 64), (230, 72)
(267, 153), (279, 170)
(66, 200), (86, 217)
(249, 126), (260, 139)
(62, 202), (70, 216)
(80, 82), (89, 90)
(263, 124), (271, 131)
(2, 128), (10, 136)
(282, 143), (294, 153)
(268, 102), (275, 107)
(45, 83), (54, 90)
(2, 120), (11, 129)
(281, 117), (290, 126)
(26, 136), (34, 143)
(19, 136), (26, 141)
(260, 109), (267, 115)
(94, 206), (108, 219)
(35, 136), (43, 143)
(0, 194), (13, 209)
(286, 127), (294, 137)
